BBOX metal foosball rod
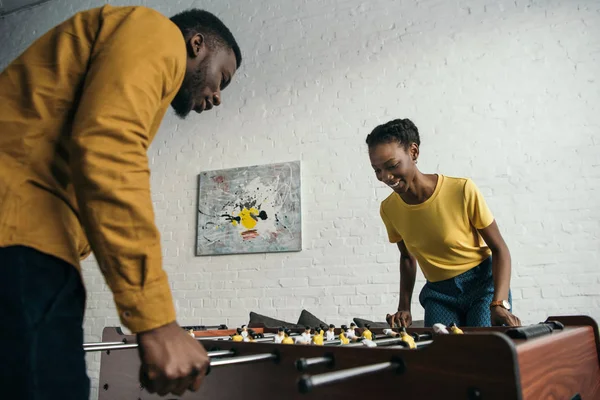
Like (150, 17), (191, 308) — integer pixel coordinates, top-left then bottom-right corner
(345, 337), (433, 348)
(84, 341), (236, 359)
(295, 354), (334, 371)
(194, 333), (276, 341)
(85, 343), (139, 352)
(83, 332), (276, 352)
(208, 352), (278, 368)
(387, 340), (433, 349)
(252, 337), (278, 343)
(83, 341), (126, 348)
(297, 357), (405, 394)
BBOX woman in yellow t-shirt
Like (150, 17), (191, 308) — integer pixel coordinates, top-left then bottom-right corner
(367, 118), (521, 328)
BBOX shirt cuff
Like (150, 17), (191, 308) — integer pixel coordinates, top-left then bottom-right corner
(113, 275), (176, 333)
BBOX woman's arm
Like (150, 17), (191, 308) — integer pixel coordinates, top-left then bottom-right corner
(478, 220), (521, 326)
(398, 241), (417, 312)
(386, 241), (417, 328)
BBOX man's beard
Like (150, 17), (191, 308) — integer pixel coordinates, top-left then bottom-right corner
(171, 59), (208, 119)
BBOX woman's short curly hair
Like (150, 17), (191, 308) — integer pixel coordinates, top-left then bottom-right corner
(365, 118), (421, 149)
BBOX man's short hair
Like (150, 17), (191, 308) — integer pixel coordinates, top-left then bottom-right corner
(170, 9), (242, 69)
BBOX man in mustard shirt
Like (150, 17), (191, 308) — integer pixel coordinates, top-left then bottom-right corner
(366, 119), (522, 330)
(0, 5), (241, 399)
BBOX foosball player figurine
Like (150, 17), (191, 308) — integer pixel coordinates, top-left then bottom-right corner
(241, 325), (249, 339)
(326, 324), (336, 341)
(312, 328), (324, 346)
(317, 325), (325, 336)
(295, 327), (312, 345)
(274, 327), (285, 344)
(433, 323), (450, 335)
(188, 328), (195, 338)
(231, 328), (244, 342)
(302, 326), (312, 342)
(383, 328), (399, 338)
(400, 327), (416, 349)
(361, 323), (373, 341)
(339, 330), (350, 345)
(449, 323), (464, 335)
(282, 329), (294, 344)
(346, 322), (357, 339)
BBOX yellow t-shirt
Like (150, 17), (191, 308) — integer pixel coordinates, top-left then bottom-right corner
(380, 175), (494, 282)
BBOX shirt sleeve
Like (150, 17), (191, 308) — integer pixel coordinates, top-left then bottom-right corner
(464, 179), (494, 230)
(69, 9), (184, 333)
(380, 203), (403, 243)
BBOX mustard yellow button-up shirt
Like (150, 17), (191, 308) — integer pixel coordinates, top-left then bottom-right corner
(0, 5), (186, 333)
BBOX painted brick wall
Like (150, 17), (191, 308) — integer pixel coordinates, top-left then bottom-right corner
(1, 0), (599, 398)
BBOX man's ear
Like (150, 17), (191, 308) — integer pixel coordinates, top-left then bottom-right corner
(187, 33), (206, 58)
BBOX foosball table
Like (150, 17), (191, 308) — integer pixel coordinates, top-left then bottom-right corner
(92, 315), (599, 400)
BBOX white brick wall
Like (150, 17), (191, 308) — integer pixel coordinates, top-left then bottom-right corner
(2, 0), (599, 398)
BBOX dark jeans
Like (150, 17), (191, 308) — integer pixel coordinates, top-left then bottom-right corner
(0, 245), (90, 400)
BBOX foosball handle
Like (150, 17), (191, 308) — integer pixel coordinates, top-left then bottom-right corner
(505, 323), (555, 339)
(544, 320), (565, 330)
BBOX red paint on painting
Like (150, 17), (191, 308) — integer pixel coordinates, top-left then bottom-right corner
(241, 230), (259, 240)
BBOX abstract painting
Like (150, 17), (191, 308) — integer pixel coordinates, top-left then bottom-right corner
(196, 161), (302, 256)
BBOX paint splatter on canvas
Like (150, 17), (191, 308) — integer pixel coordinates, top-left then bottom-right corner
(196, 161), (302, 255)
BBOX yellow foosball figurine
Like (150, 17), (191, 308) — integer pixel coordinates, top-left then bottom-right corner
(312, 328), (324, 346)
(400, 327), (416, 349)
(282, 329), (294, 344)
(339, 331), (350, 345)
(361, 324), (373, 341)
(449, 323), (464, 335)
(231, 328), (244, 342)
(318, 325), (326, 337)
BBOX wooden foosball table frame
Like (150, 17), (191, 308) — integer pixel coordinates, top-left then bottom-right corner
(95, 315), (600, 400)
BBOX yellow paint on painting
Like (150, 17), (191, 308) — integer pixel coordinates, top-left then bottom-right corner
(238, 207), (259, 229)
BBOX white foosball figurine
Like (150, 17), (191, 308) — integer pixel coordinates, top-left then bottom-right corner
(241, 325), (249, 339)
(346, 322), (357, 339)
(295, 326), (312, 344)
(433, 323), (449, 334)
(325, 324), (336, 341)
(383, 328), (398, 337)
(274, 327), (285, 344)
(361, 339), (376, 347)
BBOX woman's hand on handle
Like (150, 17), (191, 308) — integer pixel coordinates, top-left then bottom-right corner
(491, 307), (521, 327)
(386, 311), (413, 328)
